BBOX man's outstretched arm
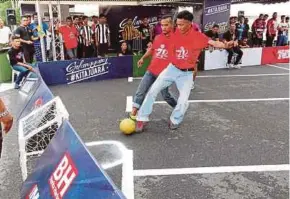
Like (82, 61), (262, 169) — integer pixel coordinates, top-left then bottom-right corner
(0, 99), (13, 133)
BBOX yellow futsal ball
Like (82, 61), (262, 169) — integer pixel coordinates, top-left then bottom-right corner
(120, 118), (136, 135)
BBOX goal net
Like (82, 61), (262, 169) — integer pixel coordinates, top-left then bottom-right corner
(18, 96), (69, 180)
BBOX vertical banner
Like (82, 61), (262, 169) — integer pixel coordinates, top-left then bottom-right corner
(99, 6), (176, 51)
(202, 0), (231, 34)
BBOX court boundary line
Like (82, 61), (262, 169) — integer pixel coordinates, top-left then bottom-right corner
(122, 150), (134, 199)
(126, 97), (289, 112)
(267, 64), (290, 71)
(131, 73), (289, 81)
(133, 164), (290, 177)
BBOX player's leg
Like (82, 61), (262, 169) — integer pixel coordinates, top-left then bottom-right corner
(136, 64), (176, 132)
(169, 71), (192, 129)
(192, 64), (198, 90)
(131, 71), (156, 118)
(160, 87), (177, 108)
(226, 48), (234, 68)
(233, 47), (243, 67)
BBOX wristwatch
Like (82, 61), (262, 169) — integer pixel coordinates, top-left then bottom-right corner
(0, 110), (9, 118)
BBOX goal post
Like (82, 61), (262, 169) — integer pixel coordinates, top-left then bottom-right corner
(18, 96), (69, 180)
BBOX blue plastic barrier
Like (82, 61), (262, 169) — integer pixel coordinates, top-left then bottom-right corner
(21, 120), (125, 199)
(38, 56), (133, 86)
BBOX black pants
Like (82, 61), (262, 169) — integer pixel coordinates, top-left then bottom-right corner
(266, 34), (275, 47)
(142, 39), (150, 53)
(227, 47), (243, 65)
(77, 43), (83, 59)
(83, 45), (94, 58)
(23, 44), (34, 63)
(98, 43), (108, 57)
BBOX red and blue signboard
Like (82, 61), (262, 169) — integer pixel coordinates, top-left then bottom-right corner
(21, 120), (125, 199)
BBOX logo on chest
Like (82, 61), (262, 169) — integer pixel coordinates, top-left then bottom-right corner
(176, 47), (188, 59)
(155, 44), (168, 59)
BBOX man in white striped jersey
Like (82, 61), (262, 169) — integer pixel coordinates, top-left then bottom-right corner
(95, 14), (111, 57)
(81, 16), (94, 58)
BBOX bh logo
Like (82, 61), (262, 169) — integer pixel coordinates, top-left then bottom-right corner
(156, 44), (168, 59)
(26, 184), (39, 199)
(49, 152), (78, 199)
(176, 46), (188, 59)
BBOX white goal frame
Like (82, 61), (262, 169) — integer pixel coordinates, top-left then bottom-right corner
(18, 96), (69, 180)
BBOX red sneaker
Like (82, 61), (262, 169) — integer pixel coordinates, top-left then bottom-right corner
(135, 121), (146, 132)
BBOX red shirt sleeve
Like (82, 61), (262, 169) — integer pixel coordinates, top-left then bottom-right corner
(193, 31), (209, 49)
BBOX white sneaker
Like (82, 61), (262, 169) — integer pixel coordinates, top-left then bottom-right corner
(233, 65), (241, 69)
(227, 63), (233, 69)
(191, 81), (195, 90)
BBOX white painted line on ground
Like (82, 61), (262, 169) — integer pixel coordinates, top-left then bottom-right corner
(132, 73), (289, 80)
(128, 77), (133, 82)
(133, 164), (290, 177)
(195, 73), (289, 77)
(0, 83), (14, 92)
(267, 64), (290, 71)
(122, 150), (134, 199)
(155, 98), (289, 104)
(126, 96), (133, 112)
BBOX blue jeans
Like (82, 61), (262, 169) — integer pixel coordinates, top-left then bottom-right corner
(66, 48), (77, 59)
(137, 64), (192, 125)
(12, 65), (30, 85)
(276, 35), (288, 46)
(133, 71), (177, 109)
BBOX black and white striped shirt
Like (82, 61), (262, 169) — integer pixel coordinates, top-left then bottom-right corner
(80, 25), (93, 46)
(95, 24), (110, 44)
(74, 24), (83, 44)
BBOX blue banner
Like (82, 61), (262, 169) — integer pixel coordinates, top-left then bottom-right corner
(18, 68), (54, 120)
(202, 0), (231, 34)
(21, 120), (125, 199)
(38, 56), (133, 85)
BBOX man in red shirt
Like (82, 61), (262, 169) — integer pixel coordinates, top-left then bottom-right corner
(136, 11), (228, 131)
(130, 15), (177, 119)
(58, 17), (78, 59)
(266, 12), (278, 47)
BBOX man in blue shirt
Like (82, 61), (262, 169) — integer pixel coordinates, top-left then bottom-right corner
(30, 13), (49, 62)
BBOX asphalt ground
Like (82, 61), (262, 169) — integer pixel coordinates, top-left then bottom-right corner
(0, 63), (288, 199)
(50, 63), (289, 199)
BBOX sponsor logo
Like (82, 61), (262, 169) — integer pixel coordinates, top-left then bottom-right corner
(26, 184), (39, 199)
(176, 47), (189, 59)
(155, 44), (168, 59)
(119, 16), (158, 31)
(204, 21), (228, 33)
(204, 3), (230, 16)
(32, 97), (43, 111)
(49, 152), (78, 199)
(65, 59), (110, 84)
(277, 49), (289, 60)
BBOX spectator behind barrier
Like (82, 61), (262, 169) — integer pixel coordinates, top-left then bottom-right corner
(222, 24), (243, 69)
(239, 37), (250, 48)
(266, 12), (278, 47)
(252, 14), (265, 47)
(117, 41), (132, 56)
(236, 16), (247, 41)
(8, 36), (35, 89)
(14, 16), (35, 63)
(122, 18), (138, 52)
(57, 17), (79, 59)
(205, 24), (219, 41)
(0, 17), (12, 46)
(138, 17), (152, 53)
(277, 15), (288, 46)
